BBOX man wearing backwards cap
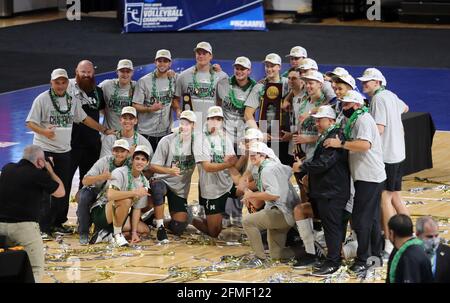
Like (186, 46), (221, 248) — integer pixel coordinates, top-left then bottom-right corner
(358, 68), (409, 257)
(149, 110), (197, 241)
(242, 141), (299, 261)
(192, 106), (238, 238)
(90, 145), (151, 247)
(99, 59), (137, 132)
(175, 41), (228, 125)
(324, 90), (386, 275)
(282, 46), (308, 78)
(133, 49), (179, 152)
(100, 106), (153, 158)
(217, 56), (257, 149)
(292, 105), (350, 276)
(26, 68), (113, 236)
(76, 139), (130, 245)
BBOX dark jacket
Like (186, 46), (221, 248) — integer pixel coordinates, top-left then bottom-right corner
(300, 127), (350, 200)
(435, 243), (450, 283)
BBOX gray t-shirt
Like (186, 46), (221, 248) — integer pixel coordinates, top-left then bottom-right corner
(370, 89), (407, 164)
(133, 72), (177, 137)
(99, 79), (136, 131)
(348, 113), (386, 183)
(100, 131), (153, 159)
(193, 130), (235, 200)
(217, 77), (255, 144)
(91, 166), (149, 210)
(175, 66), (228, 124)
(151, 132), (195, 198)
(84, 155), (127, 191)
(259, 161), (297, 226)
(26, 90), (87, 153)
(296, 94), (328, 160)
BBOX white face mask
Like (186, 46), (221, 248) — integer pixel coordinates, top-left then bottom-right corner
(423, 237), (440, 256)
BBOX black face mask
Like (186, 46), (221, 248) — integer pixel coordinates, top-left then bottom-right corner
(343, 107), (355, 118)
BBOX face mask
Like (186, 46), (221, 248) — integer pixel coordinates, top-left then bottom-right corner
(423, 237), (440, 256)
(343, 107), (355, 118)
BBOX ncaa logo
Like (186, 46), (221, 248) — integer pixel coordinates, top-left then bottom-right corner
(125, 3), (144, 26)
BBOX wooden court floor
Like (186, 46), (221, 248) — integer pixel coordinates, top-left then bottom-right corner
(39, 131), (450, 283)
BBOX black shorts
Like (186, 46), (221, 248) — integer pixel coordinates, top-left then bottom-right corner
(384, 161), (404, 192)
(200, 185), (236, 216)
(150, 179), (188, 213)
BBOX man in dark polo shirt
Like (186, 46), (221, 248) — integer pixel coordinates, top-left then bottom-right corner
(0, 145), (65, 282)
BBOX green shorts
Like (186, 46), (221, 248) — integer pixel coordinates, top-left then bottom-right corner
(167, 188), (188, 213)
(200, 185), (236, 216)
(91, 205), (110, 230)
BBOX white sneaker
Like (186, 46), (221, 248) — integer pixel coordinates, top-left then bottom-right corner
(113, 233), (129, 247)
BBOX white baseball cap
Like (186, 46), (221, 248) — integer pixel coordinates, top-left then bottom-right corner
(336, 73), (356, 89)
(264, 53), (282, 65)
(234, 56), (251, 69)
(326, 67), (349, 77)
(180, 110), (197, 123)
(133, 145), (151, 158)
(244, 128), (263, 140)
(248, 141), (270, 155)
(51, 68), (69, 80)
(312, 105), (337, 119)
(339, 90), (365, 105)
(194, 41), (212, 54)
(357, 68), (387, 86)
(298, 58), (318, 70)
(207, 106), (224, 119)
(113, 139), (130, 151)
(286, 46), (308, 58)
(155, 49), (172, 61)
(301, 70), (324, 83)
(121, 106), (137, 117)
(117, 59), (134, 71)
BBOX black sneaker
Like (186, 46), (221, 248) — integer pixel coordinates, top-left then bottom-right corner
(312, 263), (340, 277)
(157, 226), (169, 243)
(53, 225), (72, 235)
(293, 253), (318, 269)
(313, 258), (326, 270)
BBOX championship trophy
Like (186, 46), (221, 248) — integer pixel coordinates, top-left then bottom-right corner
(258, 83), (283, 139)
(182, 93), (193, 111)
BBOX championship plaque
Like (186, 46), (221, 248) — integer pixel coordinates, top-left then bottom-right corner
(259, 83), (283, 137)
(182, 93), (193, 111)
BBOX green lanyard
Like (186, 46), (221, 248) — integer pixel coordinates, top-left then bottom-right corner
(228, 76), (256, 109)
(205, 130), (225, 163)
(369, 86), (385, 111)
(151, 70), (174, 104)
(257, 159), (270, 192)
(389, 238), (424, 283)
(299, 92), (325, 116)
(343, 107), (369, 140)
(111, 80), (134, 115)
(127, 166), (148, 192)
(49, 88), (72, 115)
(314, 124), (339, 152)
(173, 131), (195, 172)
(116, 130), (138, 146)
(192, 66), (215, 98)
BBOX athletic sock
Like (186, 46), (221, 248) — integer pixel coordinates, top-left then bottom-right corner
(296, 218), (315, 255)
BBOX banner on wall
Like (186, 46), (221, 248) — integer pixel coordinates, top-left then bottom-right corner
(123, 0), (266, 32)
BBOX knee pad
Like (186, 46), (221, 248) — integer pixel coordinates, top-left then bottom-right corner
(168, 219), (188, 236)
(150, 179), (167, 206)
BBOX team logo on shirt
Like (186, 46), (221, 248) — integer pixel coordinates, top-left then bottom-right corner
(49, 111), (74, 128)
